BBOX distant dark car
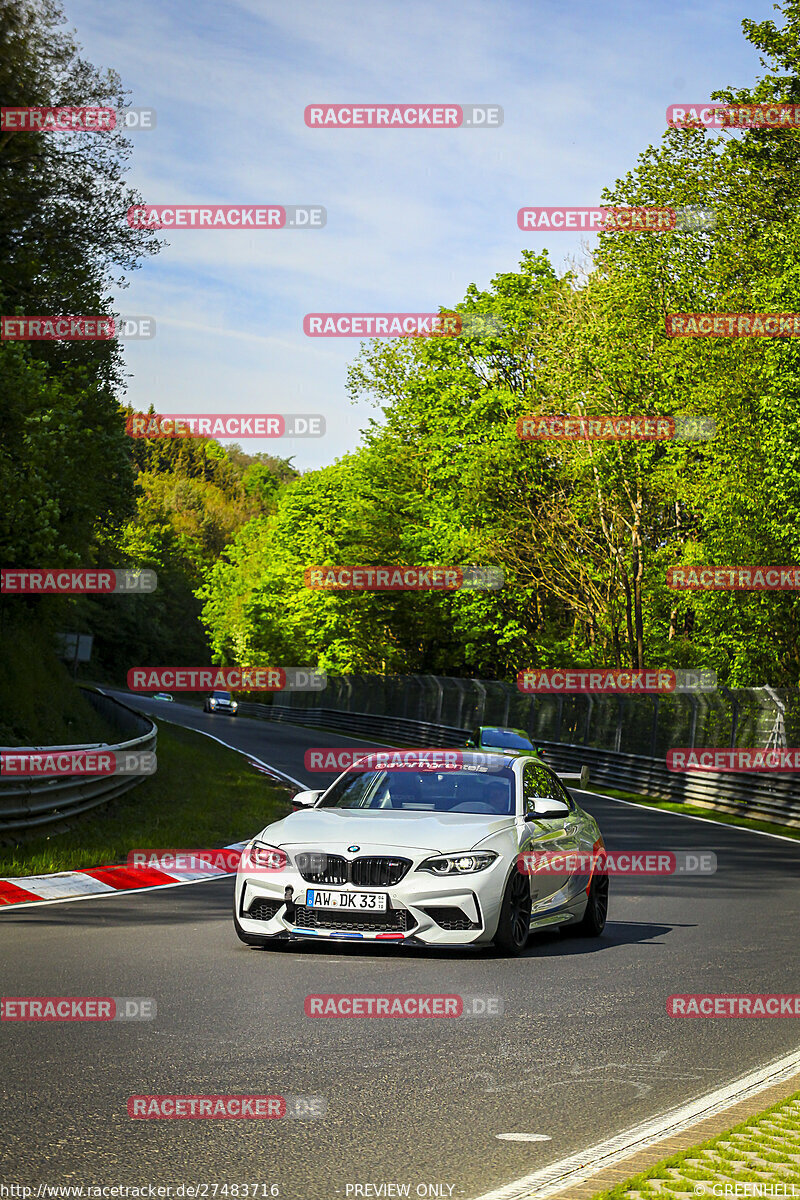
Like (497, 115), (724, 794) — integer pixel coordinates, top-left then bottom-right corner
(203, 689), (238, 715)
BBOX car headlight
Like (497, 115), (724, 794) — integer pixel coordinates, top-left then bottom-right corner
(244, 841), (289, 872)
(417, 851), (497, 876)
(231, 701), (238, 710)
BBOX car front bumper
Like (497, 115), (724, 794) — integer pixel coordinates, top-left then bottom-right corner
(234, 860), (506, 946)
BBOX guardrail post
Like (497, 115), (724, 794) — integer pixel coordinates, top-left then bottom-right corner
(454, 681), (465, 729)
(688, 695), (698, 749)
(473, 679), (487, 727)
(730, 696), (739, 748)
(720, 685), (739, 748)
(650, 696), (659, 759)
(415, 675), (426, 721)
(432, 677), (444, 726)
(499, 686), (510, 726)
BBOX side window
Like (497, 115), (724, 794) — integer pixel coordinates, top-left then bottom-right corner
(547, 770), (576, 811)
(522, 762), (558, 806)
(523, 762), (574, 813)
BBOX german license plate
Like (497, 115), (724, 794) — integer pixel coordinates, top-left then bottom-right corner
(305, 889), (387, 911)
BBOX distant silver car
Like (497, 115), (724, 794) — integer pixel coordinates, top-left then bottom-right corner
(234, 752), (608, 955)
(152, 692), (174, 702)
(203, 689), (238, 715)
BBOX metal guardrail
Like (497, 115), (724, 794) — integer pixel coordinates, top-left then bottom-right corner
(0, 690), (157, 834)
(235, 701), (469, 747)
(536, 740), (800, 828)
(238, 703), (799, 828)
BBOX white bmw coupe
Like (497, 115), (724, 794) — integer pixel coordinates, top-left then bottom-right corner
(233, 751), (608, 955)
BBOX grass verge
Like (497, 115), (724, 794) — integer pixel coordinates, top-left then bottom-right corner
(589, 1090), (800, 1198)
(0, 721), (292, 876)
(585, 785), (800, 840)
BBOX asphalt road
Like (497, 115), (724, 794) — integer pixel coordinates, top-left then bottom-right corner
(1, 697), (799, 1199)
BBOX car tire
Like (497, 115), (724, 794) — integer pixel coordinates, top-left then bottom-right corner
(568, 871), (608, 937)
(493, 868), (532, 956)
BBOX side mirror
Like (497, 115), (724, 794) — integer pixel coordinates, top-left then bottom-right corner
(525, 798), (570, 821)
(292, 789), (323, 809)
(464, 738), (476, 748)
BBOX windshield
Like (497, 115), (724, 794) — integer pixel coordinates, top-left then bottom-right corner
(212, 690), (232, 699)
(320, 769), (516, 815)
(479, 728), (533, 751)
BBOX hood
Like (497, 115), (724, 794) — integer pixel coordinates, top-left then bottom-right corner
(257, 807), (516, 854)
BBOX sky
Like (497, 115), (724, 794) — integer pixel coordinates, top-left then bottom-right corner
(61, 0), (779, 470)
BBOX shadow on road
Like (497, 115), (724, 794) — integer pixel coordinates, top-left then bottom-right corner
(526, 918), (686, 956)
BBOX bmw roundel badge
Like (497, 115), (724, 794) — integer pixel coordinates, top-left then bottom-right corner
(348, 845), (360, 852)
